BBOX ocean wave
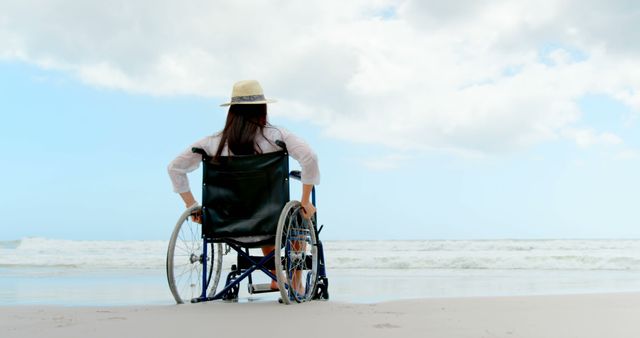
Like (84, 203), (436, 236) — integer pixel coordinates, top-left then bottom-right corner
(0, 263), (81, 269)
(0, 239), (21, 249)
(4, 237), (640, 271)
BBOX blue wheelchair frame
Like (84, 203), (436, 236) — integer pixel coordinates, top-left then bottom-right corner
(190, 162), (329, 303)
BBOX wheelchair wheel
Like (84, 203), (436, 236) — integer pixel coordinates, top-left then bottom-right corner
(166, 205), (223, 304)
(275, 201), (318, 304)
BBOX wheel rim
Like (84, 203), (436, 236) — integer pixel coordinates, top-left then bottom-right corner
(167, 207), (220, 304)
(276, 201), (318, 304)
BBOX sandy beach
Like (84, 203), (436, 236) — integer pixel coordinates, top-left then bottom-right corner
(2, 292), (639, 338)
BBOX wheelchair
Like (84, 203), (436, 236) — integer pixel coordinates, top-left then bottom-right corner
(166, 141), (329, 304)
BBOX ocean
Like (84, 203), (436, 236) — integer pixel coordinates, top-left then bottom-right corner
(2, 238), (640, 305)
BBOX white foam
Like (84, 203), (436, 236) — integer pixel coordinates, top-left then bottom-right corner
(1, 237), (167, 269)
(3, 237), (640, 270)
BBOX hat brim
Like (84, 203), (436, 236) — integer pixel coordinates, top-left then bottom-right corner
(220, 99), (277, 107)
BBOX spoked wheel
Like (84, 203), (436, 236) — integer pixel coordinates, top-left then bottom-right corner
(167, 205), (223, 304)
(275, 201), (318, 304)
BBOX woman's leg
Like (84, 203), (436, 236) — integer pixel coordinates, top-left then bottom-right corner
(261, 245), (278, 289)
(264, 240), (306, 295)
(290, 240), (306, 295)
(263, 243), (305, 294)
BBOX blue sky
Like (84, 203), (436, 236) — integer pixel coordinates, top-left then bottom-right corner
(1, 1), (639, 240)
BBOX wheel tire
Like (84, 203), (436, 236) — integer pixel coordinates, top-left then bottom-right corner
(275, 201), (318, 304)
(166, 205), (223, 304)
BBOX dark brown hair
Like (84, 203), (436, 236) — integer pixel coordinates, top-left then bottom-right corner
(215, 103), (268, 159)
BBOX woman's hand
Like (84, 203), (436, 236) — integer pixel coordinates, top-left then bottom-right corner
(301, 200), (316, 219)
(179, 191), (201, 223)
(191, 210), (202, 224)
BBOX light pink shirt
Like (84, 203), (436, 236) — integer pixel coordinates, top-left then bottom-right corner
(167, 125), (320, 193)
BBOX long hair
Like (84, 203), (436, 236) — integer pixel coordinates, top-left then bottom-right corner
(215, 103), (268, 159)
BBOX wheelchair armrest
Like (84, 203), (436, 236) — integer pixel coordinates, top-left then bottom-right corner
(192, 147), (212, 161)
(289, 170), (302, 181)
(192, 147), (207, 156)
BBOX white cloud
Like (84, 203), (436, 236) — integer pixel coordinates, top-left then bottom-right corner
(1, 0), (639, 154)
(561, 128), (623, 148)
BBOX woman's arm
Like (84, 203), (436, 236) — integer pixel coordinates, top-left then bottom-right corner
(279, 128), (320, 186)
(276, 128), (320, 219)
(301, 184), (316, 219)
(179, 191), (198, 208)
(167, 136), (211, 204)
(180, 191), (202, 223)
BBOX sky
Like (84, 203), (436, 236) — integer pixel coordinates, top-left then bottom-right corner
(0, 0), (639, 240)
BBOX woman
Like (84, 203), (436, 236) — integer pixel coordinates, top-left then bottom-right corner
(167, 80), (320, 290)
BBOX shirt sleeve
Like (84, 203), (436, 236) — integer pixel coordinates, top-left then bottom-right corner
(278, 127), (321, 185)
(167, 137), (210, 193)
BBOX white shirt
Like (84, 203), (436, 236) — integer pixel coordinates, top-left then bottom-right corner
(167, 125), (320, 193)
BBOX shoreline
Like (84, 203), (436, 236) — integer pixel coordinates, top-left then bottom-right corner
(2, 292), (639, 338)
(5, 267), (640, 306)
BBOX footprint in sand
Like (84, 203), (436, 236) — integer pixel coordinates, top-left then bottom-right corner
(373, 323), (401, 329)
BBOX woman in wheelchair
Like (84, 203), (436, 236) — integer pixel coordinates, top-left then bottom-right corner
(167, 80), (321, 299)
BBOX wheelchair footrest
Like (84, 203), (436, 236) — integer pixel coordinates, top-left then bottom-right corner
(249, 283), (279, 294)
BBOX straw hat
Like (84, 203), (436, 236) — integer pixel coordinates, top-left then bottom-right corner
(220, 80), (277, 106)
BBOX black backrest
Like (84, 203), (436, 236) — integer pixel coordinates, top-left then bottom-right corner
(196, 148), (290, 239)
